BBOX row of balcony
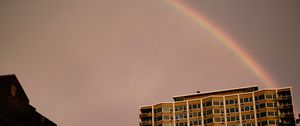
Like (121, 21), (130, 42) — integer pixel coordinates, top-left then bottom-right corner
(140, 114), (295, 126)
(140, 113), (152, 117)
(139, 120), (152, 126)
(277, 95), (292, 100)
(278, 104), (293, 109)
(280, 113), (294, 118)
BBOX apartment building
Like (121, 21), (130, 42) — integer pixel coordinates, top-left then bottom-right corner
(139, 86), (296, 126)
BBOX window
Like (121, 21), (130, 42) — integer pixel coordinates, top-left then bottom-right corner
(245, 114), (251, 119)
(227, 116), (239, 122)
(189, 104), (201, 110)
(258, 95), (265, 100)
(242, 114), (254, 120)
(207, 118), (213, 124)
(266, 103), (273, 107)
(213, 100), (223, 106)
(226, 107), (238, 113)
(243, 106), (253, 111)
(213, 108), (223, 114)
(259, 103), (266, 108)
(231, 117), (235, 121)
(193, 121), (197, 125)
(214, 117), (221, 122)
(267, 111), (275, 116)
(242, 115), (246, 120)
(192, 104), (197, 109)
(190, 120), (201, 126)
(162, 106), (171, 112)
(197, 120), (201, 125)
(236, 116), (240, 121)
(190, 112), (201, 118)
(175, 113), (186, 120)
(206, 101), (212, 107)
(175, 105), (186, 111)
(230, 100), (235, 104)
(260, 112), (267, 117)
(11, 84), (17, 97)
(226, 99), (237, 105)
(207, 109), (212, 115)
(241, 97), (253, 103)
(155, 108), (162, 113)
(156, 116), (162, 121)
(196, 104), (200, 109)
(260, 121), (267, 126)
(245, 106), (250, 111)
(202, 101), (212, 107)
(191, 112), (196, 117)
(266, 94), (273, 99)
(163, 115), (170, 120)
(244, 98), (249, 102)
(198, 111), (201, 116)
(214, 109), (220, 114)
(269, 120), (275, 124)
(230, 108), (235, 113)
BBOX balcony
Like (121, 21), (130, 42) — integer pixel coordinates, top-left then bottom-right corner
(277, 95), (291, 101)
(140, 120), (152, 125)
(280, 113), (294, 118)
(279, 104), (293, 109)
(140, 113), (152, 118)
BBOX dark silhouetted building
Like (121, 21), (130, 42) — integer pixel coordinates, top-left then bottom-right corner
(0, 74), (56, 126)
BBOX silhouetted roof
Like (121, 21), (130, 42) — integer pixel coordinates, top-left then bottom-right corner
(0, 74), (56, 126)
(0, 74), (29, 104)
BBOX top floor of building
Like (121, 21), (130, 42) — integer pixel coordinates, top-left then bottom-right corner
(140, 85), (294, 111)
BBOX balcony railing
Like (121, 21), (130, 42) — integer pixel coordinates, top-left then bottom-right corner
(140, 120), (152, 125)
(279, 104), (293, 109)
(140, 113), (152, 118)
(277, 95), (291, 100)
(280, 113), (294, 118)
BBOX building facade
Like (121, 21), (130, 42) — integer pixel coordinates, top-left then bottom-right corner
(0, 74), (56, 126)
(139, 86), (296, 126)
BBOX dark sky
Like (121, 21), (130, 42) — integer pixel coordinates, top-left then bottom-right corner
(0, 0), (299, 125)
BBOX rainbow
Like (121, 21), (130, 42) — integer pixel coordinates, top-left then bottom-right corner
(164, 0), (276, 86)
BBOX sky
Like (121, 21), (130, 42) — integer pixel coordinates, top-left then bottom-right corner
(0, 0), (300, 125)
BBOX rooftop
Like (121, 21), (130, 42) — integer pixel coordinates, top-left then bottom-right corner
(173, 85), (259, 101)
